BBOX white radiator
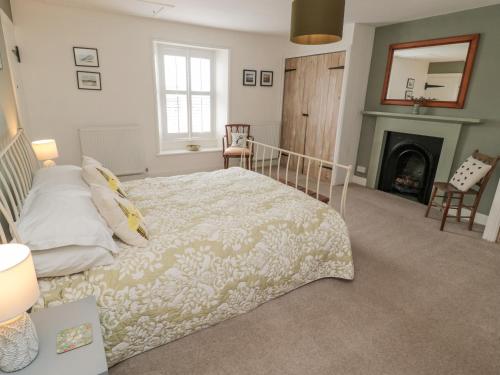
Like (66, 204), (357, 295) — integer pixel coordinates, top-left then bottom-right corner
(249, 124), (282, 163)
(251, 124), (281, 148)
(79, 126), (146, 176)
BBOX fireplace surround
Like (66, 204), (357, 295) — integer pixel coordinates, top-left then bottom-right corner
(362, 111), (481, 204)
(378, 132), (443, 204)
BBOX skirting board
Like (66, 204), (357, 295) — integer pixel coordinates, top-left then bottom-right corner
(147, 166), (220, 178)
(351, 175), (367, 186)
(119, 173), (147, 182)
(352, 174), (488, 226)
(446, 207), (488, 226)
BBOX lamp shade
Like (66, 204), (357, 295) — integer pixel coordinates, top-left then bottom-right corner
(32, 139), (59, 161)
(290, 0), (345, 45)
(0, 244), (40, 323)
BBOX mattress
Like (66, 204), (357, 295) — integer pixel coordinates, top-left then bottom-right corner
(34, 167), (354, 366)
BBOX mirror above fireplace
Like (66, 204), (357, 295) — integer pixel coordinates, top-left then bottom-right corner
(381, 34), (480, 109)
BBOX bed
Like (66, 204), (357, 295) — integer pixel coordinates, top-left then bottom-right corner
(0, 130), (354, 366)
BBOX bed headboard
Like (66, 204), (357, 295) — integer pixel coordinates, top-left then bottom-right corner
(0, 128), (39, 243)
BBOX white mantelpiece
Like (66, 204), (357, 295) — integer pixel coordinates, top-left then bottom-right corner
(362, 111), (481, 125)
(362, 111), (481, 189)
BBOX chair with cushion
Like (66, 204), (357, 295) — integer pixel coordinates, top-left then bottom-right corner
(425, 150), (499, 231)
(223, 124), (253, 169)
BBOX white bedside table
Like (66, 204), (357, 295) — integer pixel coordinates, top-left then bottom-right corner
(0, 297), (108, 375)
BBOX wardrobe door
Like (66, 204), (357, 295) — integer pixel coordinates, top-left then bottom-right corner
(304, 52), (345, 180)
(280, 57), (307, 172)
(321, 52), (345, 180)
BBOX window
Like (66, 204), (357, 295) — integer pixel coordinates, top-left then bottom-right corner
(155, 43), (215, 149)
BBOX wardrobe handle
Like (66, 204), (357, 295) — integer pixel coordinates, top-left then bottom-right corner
(302, 113), (309, 117)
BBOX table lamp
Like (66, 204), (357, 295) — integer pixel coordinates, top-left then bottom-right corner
(0, 244), (40, 372)
(32, 139), (59, 167)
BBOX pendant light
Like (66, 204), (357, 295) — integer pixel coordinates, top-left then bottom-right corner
(290, 0), (345, 45)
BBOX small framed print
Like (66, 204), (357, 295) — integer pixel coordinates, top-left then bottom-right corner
(260, 71), (273, 87)
(73, 47), (99, 67)
(406, 78), (415, 89)
(405, 90), (413, 100)
(77, 71), (101, 90)
(243, 69), (257, 86)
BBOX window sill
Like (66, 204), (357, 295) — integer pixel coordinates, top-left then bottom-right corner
(157, 147), (222, 156)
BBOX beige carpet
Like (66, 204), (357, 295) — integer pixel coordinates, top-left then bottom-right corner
(110, 185), (500, 375)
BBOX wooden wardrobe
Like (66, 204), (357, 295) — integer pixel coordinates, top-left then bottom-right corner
(280, 51), (345, 180)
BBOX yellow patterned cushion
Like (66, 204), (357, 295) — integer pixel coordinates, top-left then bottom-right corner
(90, 184), (149, 247)
(82, 165), (127, 197)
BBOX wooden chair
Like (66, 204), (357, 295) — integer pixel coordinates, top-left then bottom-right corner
(222, 124), (253, 169)
(425, 150), (499, 231)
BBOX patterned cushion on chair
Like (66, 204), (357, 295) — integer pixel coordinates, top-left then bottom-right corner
(224, 147), (251, 156)
(230, 132), (247, 148)
(449, 156), (491, 192)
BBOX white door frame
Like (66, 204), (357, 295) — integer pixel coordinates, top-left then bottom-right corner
(1, 10), (28, 129)
(483, 178), (500, 242)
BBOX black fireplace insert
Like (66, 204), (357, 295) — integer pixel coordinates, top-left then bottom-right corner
(378, 132), (443, 204)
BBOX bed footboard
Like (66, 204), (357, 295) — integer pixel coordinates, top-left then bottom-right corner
(240, 140), (351, 218)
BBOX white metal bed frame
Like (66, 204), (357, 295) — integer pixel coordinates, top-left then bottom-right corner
(0, 129), (40, 243)
(0, 131), (352, 243)
(241, 139), (351, 218)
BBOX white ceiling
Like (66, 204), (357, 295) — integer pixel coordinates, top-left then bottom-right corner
(395, 43), (470, 62)
(41, 0), (500, 35)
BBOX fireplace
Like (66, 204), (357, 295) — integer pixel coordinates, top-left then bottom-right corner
(378, 132), (443, 204)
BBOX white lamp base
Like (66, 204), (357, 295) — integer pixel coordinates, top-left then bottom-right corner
(0, 313), (39, 372)
(42, 160), (56, 167)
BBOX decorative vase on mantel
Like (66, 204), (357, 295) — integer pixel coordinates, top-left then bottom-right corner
(410, 96), (432, 115)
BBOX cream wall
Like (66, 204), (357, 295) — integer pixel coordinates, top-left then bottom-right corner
(12, 0), (287, 176)
(12, 0), (374, 179)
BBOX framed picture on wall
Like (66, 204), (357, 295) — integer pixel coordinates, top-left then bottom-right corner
(405, 90), (413, 100)
(406, 78), (415, 89)
(77, 71), (102, 90)
(260, 71), (273, 87)
(73, 47), (99, 67)
(243, 69), (257, 86)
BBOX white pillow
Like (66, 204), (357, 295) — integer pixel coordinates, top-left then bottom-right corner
(33, 245), (115, 278)
(31, 165), (88, 194)
(82, 165), (126, 197)
(449, 156), (492, 192)
(231, 132), (247, 148)
(82, 155), (102, 168)
(18, 187), (118, 253)
(90, 184), (149, 247)
(22, 165), (90, 219)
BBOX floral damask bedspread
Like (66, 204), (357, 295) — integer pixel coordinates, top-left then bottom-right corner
(35, 167), (353, 366)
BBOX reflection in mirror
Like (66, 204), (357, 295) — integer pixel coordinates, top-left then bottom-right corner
(387, 43), (469, 102)
(381, 34), (479, 109)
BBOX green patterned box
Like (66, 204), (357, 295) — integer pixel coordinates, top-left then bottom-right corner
(56, 322), (93, 354)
